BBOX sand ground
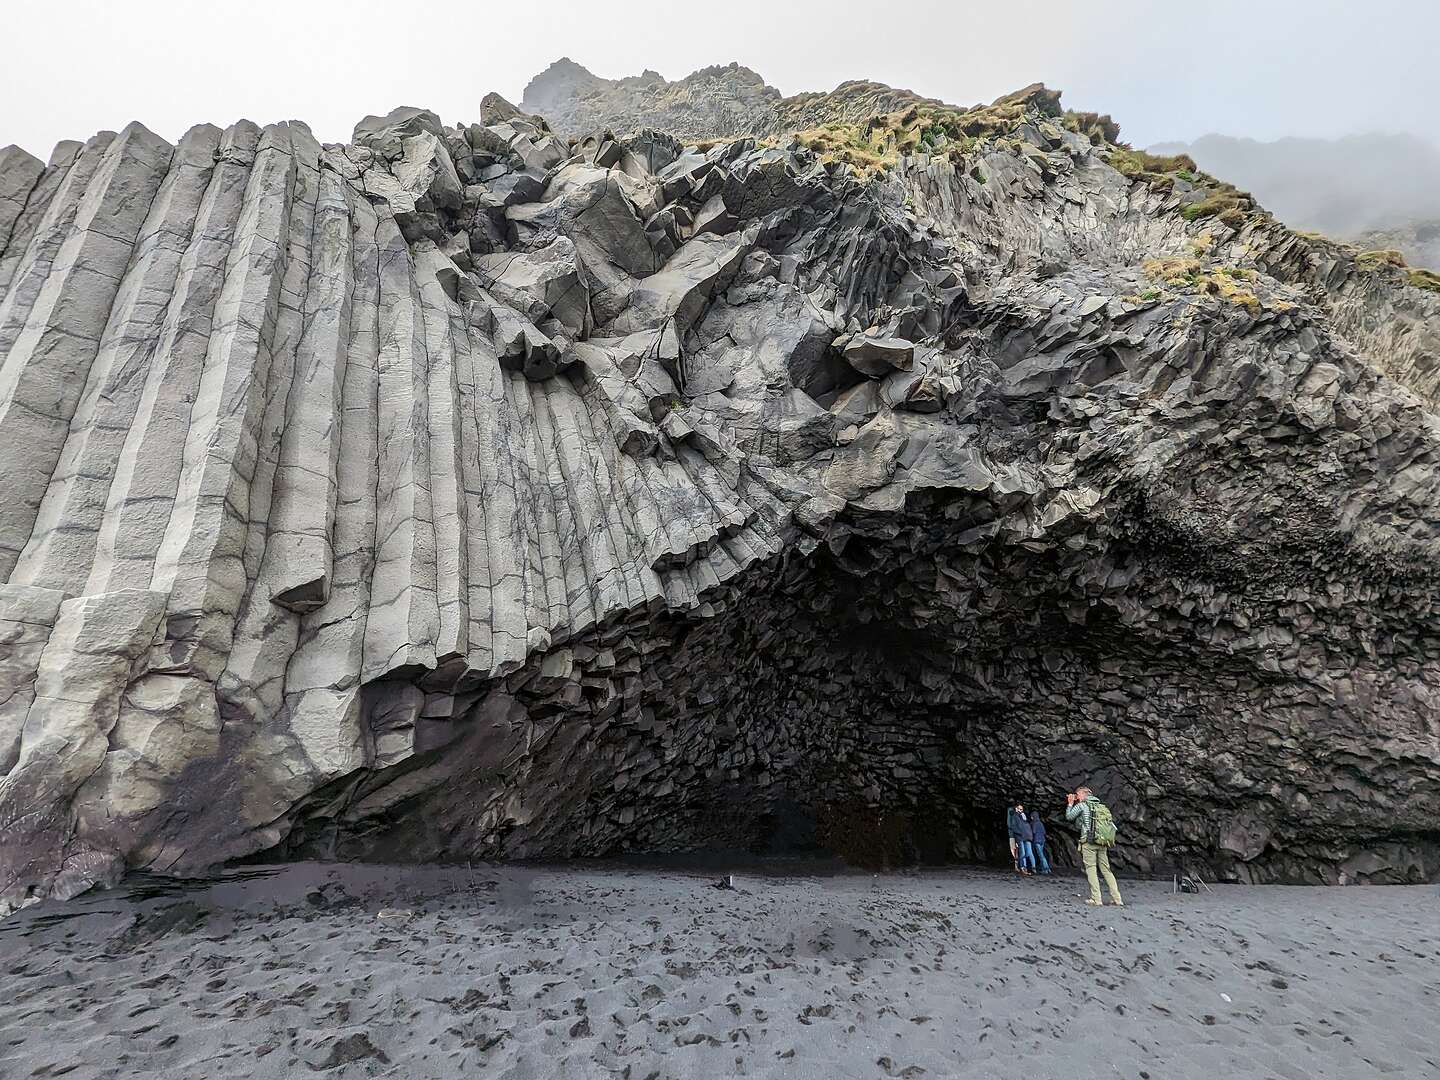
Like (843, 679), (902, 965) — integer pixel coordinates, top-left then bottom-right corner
(1, 860), (1436, 1079)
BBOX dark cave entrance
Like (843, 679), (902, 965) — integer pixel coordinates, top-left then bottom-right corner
(666, 538), (1073, 872)
(270, 476), (1272, 883)
(249, 484), (1440, 887)
(261, 509), (1089, 874)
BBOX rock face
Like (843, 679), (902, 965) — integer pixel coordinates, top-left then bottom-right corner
(2, 71), (1440, 915)
(520, 58), (946, 143)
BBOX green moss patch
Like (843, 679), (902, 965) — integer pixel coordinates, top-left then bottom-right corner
(1408, 268), (1440, 294)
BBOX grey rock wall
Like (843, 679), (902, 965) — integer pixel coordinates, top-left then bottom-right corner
(519, 58), (948, 144)
(2, 88), (1440, 914)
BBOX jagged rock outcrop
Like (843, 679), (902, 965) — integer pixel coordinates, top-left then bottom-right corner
(3, 69), (1440, 915)
(521, 58), (947, 143)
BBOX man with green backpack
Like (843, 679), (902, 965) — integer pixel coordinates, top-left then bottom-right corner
(1065, 785), (1124, 907)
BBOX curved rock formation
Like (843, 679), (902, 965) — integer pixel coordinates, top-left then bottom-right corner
(2, 75), (1440, 914)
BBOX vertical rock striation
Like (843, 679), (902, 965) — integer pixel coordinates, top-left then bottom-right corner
(2, 75), (1440, 914)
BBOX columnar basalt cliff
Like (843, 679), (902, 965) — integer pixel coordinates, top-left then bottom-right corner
(3, 70), (1440, 914)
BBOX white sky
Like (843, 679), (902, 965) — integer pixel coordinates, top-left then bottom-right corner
(3, 0), (1437, 159)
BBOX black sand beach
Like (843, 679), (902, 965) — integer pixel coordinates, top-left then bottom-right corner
(2, 862), (1436, 1079)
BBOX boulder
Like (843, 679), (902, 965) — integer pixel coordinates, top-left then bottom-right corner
(841, 334), (916, 377)
(475, 236), (589, 338)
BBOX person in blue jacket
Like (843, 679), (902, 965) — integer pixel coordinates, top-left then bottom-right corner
(1007, 803), (1036, 874)
(1029, 811), (1052, 874)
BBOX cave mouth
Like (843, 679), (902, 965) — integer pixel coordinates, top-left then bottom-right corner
(257, 496), (1113, 876)
(254, 491), (1439, 885)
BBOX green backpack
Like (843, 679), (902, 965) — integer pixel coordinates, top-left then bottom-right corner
(1089, 799), (1118, 846)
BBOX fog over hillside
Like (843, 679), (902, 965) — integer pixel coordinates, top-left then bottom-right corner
(1150, 133), (1440, 245)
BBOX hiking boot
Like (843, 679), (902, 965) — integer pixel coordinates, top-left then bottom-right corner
(1084, 899), (1102, 906)
(1110, 900), (1126, 907)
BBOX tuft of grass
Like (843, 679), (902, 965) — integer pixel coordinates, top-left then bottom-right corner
(1353, 249), (1440, 295)
(1108, 147), (1198, 180)
(1180, 189), (1247, 223)
(1356, 249), (1408, 270)
(1105, 145), (1255, 229)
(1062, 109), (1121, 145)
(1120, 288), (1166, 304)
(1144, 256), (1203, 285)
(792, 93), (1059, 175)
(1210, 274), (1262, 313)
(1217, 265), (1257, 281)
(792, 123), (895, 173)
(1144, 259), (1271, 314)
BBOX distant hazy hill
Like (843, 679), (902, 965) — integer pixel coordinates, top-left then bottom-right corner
(1150, 133), (1440, 252)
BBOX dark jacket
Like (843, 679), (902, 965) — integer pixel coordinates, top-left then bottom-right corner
(1031, 816), (1047, 847)
(1007, 808), (1033, 842)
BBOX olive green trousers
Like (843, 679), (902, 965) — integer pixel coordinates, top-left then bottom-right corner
(1080, 842), (1123, 905)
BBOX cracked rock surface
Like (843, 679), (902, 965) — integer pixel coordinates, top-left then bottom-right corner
(2, 76), (1440, 914)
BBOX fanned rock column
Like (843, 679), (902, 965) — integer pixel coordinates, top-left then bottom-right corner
(14, 125), (222, 591)
(2, 82), (1440, 914)
(0, 125), (173, 578)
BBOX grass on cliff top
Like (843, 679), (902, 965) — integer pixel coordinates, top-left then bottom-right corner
(783, 83), (1253, 238)
(793, 104), (1026, 174)
(1356, 248), (1408, 270)
(1108, 147), (1198, 182)
(789, 88), (1255, 236)
(791, 84), (1079, 175)
(1062, 110), (1120, 146)
(1409, 267), (1440, 295)
(1106, 147), (1252, 227)
(1354, 249), (1440, 295)
(1179, 189), (1250, 227)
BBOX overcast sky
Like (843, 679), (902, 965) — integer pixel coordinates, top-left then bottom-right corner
(3, 0), (1436, 158)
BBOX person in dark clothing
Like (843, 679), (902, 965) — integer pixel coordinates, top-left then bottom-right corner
(1007, 803), (1036, 874)
(1029, 812), (1052, 874)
